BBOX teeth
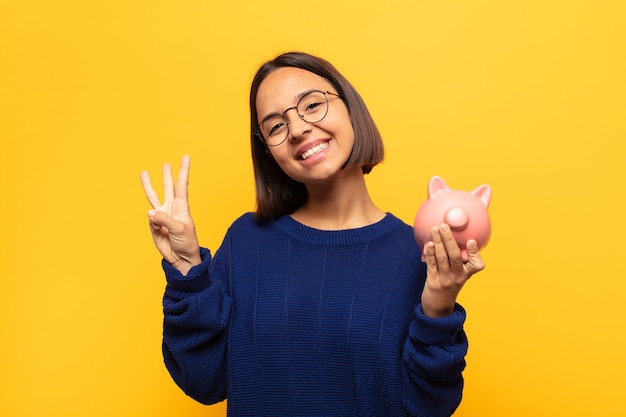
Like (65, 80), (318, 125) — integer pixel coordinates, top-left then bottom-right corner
(301, 142), (329, 160)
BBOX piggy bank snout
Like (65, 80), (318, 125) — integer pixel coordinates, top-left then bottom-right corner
(444, 207), (469, 231)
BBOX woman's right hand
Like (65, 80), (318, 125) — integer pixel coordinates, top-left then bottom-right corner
(140, 155), (201, 275)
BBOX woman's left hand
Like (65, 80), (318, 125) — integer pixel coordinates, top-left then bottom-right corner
(420, 224), (485, 318)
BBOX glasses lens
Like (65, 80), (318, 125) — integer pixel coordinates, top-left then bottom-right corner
(258, 91), (331, 146)
(298, 91), (329, 124)
(259, 116), (288, 146)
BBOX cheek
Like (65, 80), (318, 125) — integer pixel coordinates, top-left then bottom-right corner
(326, 108), (355, 141)
(337, 118), (356, 148)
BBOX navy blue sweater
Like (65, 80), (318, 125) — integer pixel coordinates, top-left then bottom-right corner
(162, 213), (468, 416)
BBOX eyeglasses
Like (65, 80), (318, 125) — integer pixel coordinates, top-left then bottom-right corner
(256, 90), (340, 147)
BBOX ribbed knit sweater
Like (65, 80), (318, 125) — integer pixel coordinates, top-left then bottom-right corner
(162, 212), (468, 417)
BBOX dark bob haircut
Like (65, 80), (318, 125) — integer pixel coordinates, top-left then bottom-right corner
(249, 52), (384, 221)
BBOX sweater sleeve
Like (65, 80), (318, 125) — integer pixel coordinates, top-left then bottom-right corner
(161, 245), (233, 405)
(401, 303), (468, 417)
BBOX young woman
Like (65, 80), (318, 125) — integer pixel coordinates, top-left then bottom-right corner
(140, 52), (485, 417)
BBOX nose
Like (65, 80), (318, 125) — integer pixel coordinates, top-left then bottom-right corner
(284, 108), (312, 140)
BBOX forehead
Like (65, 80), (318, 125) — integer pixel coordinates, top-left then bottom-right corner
(256, 67), (333, 110)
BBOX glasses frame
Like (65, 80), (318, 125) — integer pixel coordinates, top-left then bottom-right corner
(256, 90), (340, 147)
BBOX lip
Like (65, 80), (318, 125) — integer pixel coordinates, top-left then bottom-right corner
(294, 139), (332, 161)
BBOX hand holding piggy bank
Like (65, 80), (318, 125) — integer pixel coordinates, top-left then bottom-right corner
(414, 176), (492, 261)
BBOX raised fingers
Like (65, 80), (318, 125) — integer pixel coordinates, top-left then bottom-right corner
(140, 170), (162, 209)
(175, 155), (191, 202)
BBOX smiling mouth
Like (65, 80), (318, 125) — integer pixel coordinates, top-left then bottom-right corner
(300, 141), (329, 160)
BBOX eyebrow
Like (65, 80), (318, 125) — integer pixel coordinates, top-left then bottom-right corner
(258, 88), (320, 125)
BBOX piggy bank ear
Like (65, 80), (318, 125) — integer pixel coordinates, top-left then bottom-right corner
(472, 184), (492, 207)
(428, 176), (449, 198)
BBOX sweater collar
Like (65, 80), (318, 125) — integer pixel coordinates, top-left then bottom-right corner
(273, 213), (406, 246)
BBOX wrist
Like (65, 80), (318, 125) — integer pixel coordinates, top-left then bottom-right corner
(421, 303), (455, 318)
(421, 286), (460, 318)
(169, 251), (201, 276)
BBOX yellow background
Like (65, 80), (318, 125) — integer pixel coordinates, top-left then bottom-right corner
(1, 0), (625, 416)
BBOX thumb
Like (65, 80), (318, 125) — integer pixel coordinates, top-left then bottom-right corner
(148, 209), (180, 232)
(464, 240), (485, 277)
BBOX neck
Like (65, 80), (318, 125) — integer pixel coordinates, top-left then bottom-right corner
(291, 167), (385, 230)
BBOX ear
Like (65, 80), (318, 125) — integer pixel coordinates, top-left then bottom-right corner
(428, 176), (449, 198)
(472, 184), (492, 207)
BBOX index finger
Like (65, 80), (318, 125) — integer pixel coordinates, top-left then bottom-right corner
(140, 170), (162, 208)
(174, 155), (191, 201)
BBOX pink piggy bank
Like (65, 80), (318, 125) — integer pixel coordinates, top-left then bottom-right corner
(413, 176), (492, 261)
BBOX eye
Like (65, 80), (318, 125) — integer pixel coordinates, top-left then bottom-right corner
(304, 101), (323, 112)
(299, 92), (327, 116)
(265, 119), (286, 137)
